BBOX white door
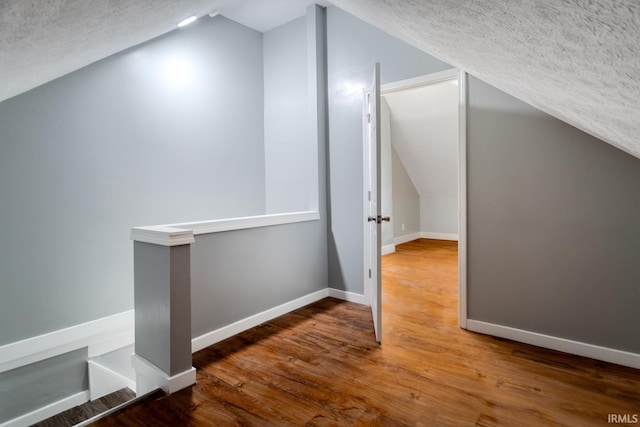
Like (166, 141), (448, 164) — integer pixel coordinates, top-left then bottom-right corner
(366, 63), (385, 343)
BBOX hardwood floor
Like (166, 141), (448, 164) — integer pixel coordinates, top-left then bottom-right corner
(92, 239), (640, 426)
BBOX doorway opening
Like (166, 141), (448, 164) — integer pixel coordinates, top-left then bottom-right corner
(364, 69), (468, 342)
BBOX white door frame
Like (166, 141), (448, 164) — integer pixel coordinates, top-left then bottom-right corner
(362, 68), (468, 328)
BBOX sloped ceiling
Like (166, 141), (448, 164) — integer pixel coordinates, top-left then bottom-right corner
(384, 81), (458, 199)
(331, 0), (640, 159)
(2, 1), (638, 160)
(0, 0), (327, 103)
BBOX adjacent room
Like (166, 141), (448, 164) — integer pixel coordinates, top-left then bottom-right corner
(378, 70), (462, 344)
(381, 74), (460, 253)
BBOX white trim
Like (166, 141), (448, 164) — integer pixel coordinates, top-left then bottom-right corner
(381, 68), (460, 95)
(0, 311), (134, 374)
(191, 287), (371, 354)
(362, 88), (372, 306)
(191, 288), (330, 353)
(420, 232), (459, 241)
(0, 391), (89, 427)
(466, 319), (640, 370)
(132, 354), (195, 395)
(130, 226), (194, 247)
(373, 69), (467, 329)
(381, 244), (396, 255)
(169, 211), (318, 236)
(87, 330), (134, 359)
(88, 360), (136, 401)
(393, 232), (421, 245)
(328, 288), (369, 305)
(131, 211), (320, 246)
(458, 70), (468, 329)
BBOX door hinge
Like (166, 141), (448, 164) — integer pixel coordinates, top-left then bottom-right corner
(367, 113), (371, 123)
(368, 191), (371, 201)
(369, 269), (372, 278)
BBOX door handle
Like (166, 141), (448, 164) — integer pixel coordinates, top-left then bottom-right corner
(367, 215), (391, 224)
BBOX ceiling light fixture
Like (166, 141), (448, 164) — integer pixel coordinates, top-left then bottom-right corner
(177, 15), (198, 27)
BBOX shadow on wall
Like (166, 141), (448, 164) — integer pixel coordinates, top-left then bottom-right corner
(327, 231), (347, 291)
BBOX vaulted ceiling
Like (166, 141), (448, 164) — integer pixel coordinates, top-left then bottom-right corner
(2, 1), (638, 159)
(0, 0), (327, 103)
(331, 0), (640, 159)
(384, 80), (459, 200)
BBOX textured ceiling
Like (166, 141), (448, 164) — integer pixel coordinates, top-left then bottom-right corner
(332, 0), (640, 159)
(2, 1), (639, 159)
(0, 0), (327, 103)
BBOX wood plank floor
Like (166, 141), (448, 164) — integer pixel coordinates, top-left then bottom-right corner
(92, 239), (640, 426)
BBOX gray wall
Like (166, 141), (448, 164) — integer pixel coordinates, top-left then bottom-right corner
(0, 349), (87, 423)
(191, 219), (328, 338)
(420, 195), (458, 235)
(0, 16), (266, 345)
(467, 77), (640, 353)
(263, 17), (311, 214)
(326, 6), (452, 293)
(134, 242), (192, 376)
(392, 146), (420, 239)
(191, 4), (329, 340)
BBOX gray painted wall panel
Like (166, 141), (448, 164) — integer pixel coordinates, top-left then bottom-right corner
(467, 77), (640, 352)
(264, 17), (311, 213)
(0, 16), (266, 345)
(191, 220), (327, 338)
(0, 348), (87, 423)
(133, 242), (171, 374)
(133, 242), (192, 376)
(169, 244), (193, 376)
(326, 6), (452, 293)
(392, 146), (420, 239)
(420, 196), (458, 235)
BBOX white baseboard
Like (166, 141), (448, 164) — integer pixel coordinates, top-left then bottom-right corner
(382, 244), (396, 255)
(132, 354), (195, 395)
(0, 311), (134, 374)
(393, 232), (421, 245)
(466, 319), (640, 370)
(88, 360), (136, 401)
(328, 288), (368, 305)
(191, 287), (370, 353)
(0, 313), (134, 427)
(0, 390), (89, 427)
(191, 288), (330, 353)
(420, 232), (459, 241)
(2, 285), (369, 427)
